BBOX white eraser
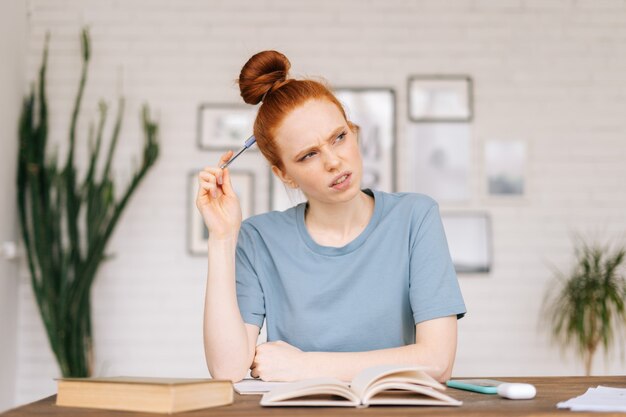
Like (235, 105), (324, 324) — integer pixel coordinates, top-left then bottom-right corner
(497, 383), (536, 400)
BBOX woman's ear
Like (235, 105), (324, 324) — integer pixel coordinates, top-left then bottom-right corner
(271, 165), (299, 189)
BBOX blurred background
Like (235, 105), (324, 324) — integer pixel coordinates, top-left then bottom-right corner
(1, 0), (626, 412)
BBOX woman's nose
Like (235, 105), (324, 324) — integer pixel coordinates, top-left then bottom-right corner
(322, 149), (341, 171)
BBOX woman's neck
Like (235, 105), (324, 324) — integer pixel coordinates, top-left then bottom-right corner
(304, 190), (375, 247)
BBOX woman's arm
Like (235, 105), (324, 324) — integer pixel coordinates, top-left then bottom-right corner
(197, 151), (258, 382)
(203, 236), (259, 381)
(251, 315), (457, 383)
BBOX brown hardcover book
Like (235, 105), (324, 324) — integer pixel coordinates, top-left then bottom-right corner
(56, 376), (233, 414)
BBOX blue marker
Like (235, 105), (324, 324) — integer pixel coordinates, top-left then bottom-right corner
(219, 135), (256, 169)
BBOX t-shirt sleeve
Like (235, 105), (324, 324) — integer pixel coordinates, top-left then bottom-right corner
(409, 201), (467, 324)
(235, 222), (266, 328)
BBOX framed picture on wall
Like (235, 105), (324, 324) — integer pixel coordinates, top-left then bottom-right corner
(408, 75), (473, 122)
(441, 212), (492, 274)
(407, 123), (471, 202)
(485, 140), (526, 196)
(197, 103), (257, 150)
(334, 87), (396, 193)
(188, 170), (255, 255)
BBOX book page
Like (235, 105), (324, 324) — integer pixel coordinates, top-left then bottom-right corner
(363, 382), (462, 406)
(350, 364), (440, 399)
(260, 377), (359, 407)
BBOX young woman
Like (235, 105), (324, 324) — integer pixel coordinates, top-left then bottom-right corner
(197, 50), (466, 383)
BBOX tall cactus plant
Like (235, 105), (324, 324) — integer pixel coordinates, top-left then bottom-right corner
(17, 28), (159, 377)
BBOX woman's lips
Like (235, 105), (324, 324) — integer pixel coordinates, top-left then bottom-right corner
(329, 172), (352, 190)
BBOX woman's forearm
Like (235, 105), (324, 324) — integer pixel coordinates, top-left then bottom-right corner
(203, 235), (251, 381)
(303, 343), (453, 383)
(301, 317), (458, 382)
(253, 318), (458, 382)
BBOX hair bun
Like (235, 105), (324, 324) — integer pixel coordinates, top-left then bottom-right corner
(238, 50), (291, 105)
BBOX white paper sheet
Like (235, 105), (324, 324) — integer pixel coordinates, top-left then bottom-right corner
(234, 379), (288, 395)
(557, 385), (626, 412)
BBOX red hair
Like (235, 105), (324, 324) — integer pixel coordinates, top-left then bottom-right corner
(238, 50), (356, 170)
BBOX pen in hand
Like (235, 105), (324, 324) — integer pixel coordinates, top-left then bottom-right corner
(219, 135), (257, 169)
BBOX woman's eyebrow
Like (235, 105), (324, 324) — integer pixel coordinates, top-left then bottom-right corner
(325, 126), (345, 141)
(293, 126), (345, 159)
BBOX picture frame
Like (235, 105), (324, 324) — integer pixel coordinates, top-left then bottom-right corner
(485, 140), (526, 197)
(197, 103), (257, 150)
(440, 212), (492, 274)
(408, 75), (473, 122)
(407, 123), (471, 202)
(188, 170), (255, 256)
(334, 87), (397, 193)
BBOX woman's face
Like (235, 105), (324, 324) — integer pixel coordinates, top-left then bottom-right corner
(271, 99), (363, 205)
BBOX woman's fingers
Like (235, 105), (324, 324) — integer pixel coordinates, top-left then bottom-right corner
(220, 168), (235, 196)
(197, 150), (235, 200)
(215, 150), (234, 183)
(218, 150), (234, 170)
(200, 167), (223, 186)
(198, 172), (221, 199)
(199, 150), (233, 186)
(250, 357), (259, 378)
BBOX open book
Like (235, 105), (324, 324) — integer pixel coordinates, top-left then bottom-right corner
(260, 364), (462, 407)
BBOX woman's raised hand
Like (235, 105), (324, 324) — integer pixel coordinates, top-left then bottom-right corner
(196, 150), (242, 240)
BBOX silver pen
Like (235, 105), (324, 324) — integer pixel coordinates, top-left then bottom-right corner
(219, 135), (257, 169)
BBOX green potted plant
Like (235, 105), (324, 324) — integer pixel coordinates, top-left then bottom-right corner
(542, 239), (626, 375)
(17, 28), (159, 377)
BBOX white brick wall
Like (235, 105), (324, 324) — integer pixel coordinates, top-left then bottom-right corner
(0, 0), (26, 413)
(9, 0), (626, 408)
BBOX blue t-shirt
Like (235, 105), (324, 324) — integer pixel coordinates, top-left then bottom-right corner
(235, 189), (466, 352)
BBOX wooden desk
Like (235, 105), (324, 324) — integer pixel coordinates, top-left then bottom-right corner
(2, 376), (625, 416)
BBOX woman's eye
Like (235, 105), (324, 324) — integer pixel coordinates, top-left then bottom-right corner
(335, 132), (347, 143)
(301, 152), (316, 161)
